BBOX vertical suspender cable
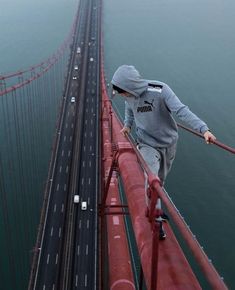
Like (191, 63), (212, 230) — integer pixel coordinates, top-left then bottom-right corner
(0, 96), (17, 290)
(12, 89), (31, 271)
(18, 83), (35, 234)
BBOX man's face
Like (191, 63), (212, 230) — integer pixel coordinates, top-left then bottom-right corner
(112, 90), (131, 98)
(120, 92), (131, 97)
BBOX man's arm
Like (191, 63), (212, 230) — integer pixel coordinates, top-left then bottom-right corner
(121, 101), (134, 136)
(164, 85), (216, 143)
(124, 101), (134, 128)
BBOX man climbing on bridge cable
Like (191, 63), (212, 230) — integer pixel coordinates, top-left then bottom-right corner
(111, 65), (216, 239)
(111, 64), (216, 183)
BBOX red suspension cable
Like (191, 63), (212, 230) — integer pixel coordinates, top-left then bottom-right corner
(178, 123), (235, 154)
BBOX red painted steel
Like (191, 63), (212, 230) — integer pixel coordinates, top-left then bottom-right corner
(101, 84), (135, 289)
(116, 143), (202, 290)
(106, 178), (135, 290)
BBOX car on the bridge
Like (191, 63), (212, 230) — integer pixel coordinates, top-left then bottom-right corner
(72, 76), (77, 80)
(74, 65), (78, 70)
(77, 47), (81, 54)
(90, 57), (94, 62)
(81, 201), (87, 210)
(71, 97), (75, 103)
(74, 195), (79, 203)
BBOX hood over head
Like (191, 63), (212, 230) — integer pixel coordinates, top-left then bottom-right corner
(111, 65), (148, 98)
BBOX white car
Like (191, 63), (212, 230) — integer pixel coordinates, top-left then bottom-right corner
(72, 76), (77, 80)
(81, 201), (87, 210)
(77, 47), (81, 54)
(90, 57), (94, 62)
(74, 65), (78, 70)
(74, 195), (79, 203)
(71, 97), (75, 103)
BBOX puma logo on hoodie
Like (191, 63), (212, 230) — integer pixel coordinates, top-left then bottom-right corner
(137, 99), (155, 112)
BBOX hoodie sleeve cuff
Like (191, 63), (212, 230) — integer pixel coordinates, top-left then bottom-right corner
(200, 125), (209, 134)
(124, 122), (132, 129)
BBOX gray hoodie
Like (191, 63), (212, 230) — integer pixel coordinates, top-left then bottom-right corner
(111, 65), (209, 148)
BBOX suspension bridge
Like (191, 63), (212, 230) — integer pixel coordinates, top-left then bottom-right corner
(0, 0), (234, 289)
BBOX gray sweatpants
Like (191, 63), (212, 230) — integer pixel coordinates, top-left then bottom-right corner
(137, 142), (177, 183)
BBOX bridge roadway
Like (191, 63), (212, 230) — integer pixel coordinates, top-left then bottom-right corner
(33, 0), (100, 289)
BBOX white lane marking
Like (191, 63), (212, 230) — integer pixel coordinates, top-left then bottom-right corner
(70, 136), (72, 142)
(85, 120), (87, 125)
(77, 245), (80, 255)
(43, 285), (46, 290)
(50, 227), (54, 236)
(52, 284), (55, 290)
(64, 136), (66, 141)
(88, 197), (90, 205)
(82, 161), (85, 167)
(87, 220), (89, 229)
(66, 165), (69, 173)
(47, 254), (50, 264)
(59, 227), (62, 238)
(83, 145), (86, 152)
(56, 184), (60, 191)
(86, 108), (88, 113)
(64, 184), (67, 191)
(89, 161), (91, 167)
(55, 253), (58, 265)
(76, 274), (78, 287)
(62, 150), (64, 156)
(79, 220), (82, 229)
(86, 244), (89, 255)
(81, 178), (84, 185)
(68, 150), (71, 157)
(66, 123), (68, 128)
(54, 204), (57, 212)
(68, 111), (70, 117)
(84, 132), (87, 138)
(88, 178), (91, 185)
(91, 119), (93, 125)
(71, 123), (74, 128)
(61, 203), (64, 213)
(90, 145), (92, 151)
(90, 132), (93, 137)
(59, 166), (62, 173)
(85, 274), (87, 287)
(91, 108), (93, 113)
(92, 98), (94, 102)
